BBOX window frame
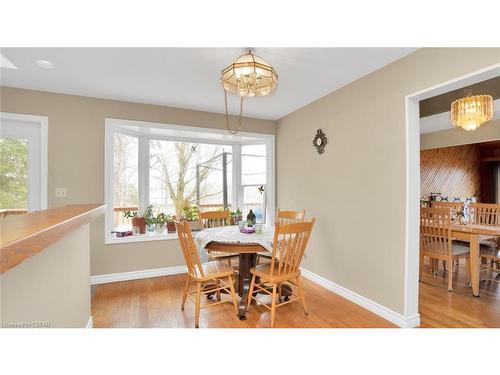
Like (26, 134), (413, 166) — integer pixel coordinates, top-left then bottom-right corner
(104, 118), (275, 244)
(0, 112), (48, 212)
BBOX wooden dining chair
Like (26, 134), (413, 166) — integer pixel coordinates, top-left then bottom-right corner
(276, 208), (306, 224)
(431, 201), (465, 272)
(175, 220), (238, 328)
(246, 218), (315, 327)
(431, 201), (464, 221)
(257, 209), (306, 265)
(419, 207), (471, 291)
(199, 210), (238, 267)
(469, 203), (500, 283)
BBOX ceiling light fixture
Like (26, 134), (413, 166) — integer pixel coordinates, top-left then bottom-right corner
(35, 59), (55, 69)
(221, 49), (278, 134)
(451, 91), (493, 131)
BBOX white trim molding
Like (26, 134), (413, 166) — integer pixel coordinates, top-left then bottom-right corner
(90, 265), (187, 285)
(300, 267), (420, 328)
(85, 316), (93, 328)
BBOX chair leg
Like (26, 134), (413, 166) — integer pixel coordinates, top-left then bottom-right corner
(442, 259), (447, 272)
(181, 277), (190, 310)
(466, 257), (471, 286)
(227, 275), (239, 314)
(448, 260), (453, 292)
(419, 252), (424, 281)
(481, 256), (488, 281)
(296, 276), (308, 315)
(270, 283), (277, 328)
(215, 278), (221, 301)
(432, 258), (438, 275)
(195, 281), (201, 328)
(246, 273), (256, 311)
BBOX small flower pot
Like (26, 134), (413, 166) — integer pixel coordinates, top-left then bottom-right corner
(155, 223), (165, 234)
(167, 221), (176, 233)
(132, 217), (146, 234)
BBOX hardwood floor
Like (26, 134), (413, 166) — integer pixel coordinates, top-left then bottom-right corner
(91, 261), (500, 328)
(91, 274), (395, 328)
(419, 259), (500, 328)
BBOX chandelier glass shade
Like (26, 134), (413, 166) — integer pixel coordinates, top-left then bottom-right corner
(221, 51), (278, 97)
(450, 94), (493, 131)
(221, 50), (278, 134)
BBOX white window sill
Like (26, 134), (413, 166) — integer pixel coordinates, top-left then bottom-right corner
(105, 231), (179, 245)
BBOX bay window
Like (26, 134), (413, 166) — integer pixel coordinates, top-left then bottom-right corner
(105, 118), (274, 244)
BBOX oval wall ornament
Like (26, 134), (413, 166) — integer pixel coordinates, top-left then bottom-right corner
(313, 129), (327, 154)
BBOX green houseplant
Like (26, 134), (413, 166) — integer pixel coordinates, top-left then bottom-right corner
(144, 205), (155, 232)
(123, 209), (146, 234)
(181, 204), (201, 231)
(154, 212), (168, 233)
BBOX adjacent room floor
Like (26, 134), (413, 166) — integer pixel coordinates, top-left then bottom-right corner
(91, 262), (500, 328)
(419, 260), (500, 327)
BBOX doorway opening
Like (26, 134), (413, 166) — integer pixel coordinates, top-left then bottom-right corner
(404, 63), (500, 327)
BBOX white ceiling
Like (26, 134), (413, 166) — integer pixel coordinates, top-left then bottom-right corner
(0, 48), (417, 120)
(420, 99), (500, 134)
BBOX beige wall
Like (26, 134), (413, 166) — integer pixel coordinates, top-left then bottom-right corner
(0, 87), (276, 275)
(421, 119), (500, 150)
(276, 48), (500, 315)
(1, 225), (90, 328)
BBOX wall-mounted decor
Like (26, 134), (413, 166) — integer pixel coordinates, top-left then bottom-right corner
(313, 129), (327, 154)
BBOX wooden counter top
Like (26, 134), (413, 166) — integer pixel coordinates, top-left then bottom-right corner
(0, 204), (105, 274)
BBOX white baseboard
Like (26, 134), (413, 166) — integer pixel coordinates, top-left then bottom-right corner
(90, 265), (186, 285)
(85, 316), (93, 328)
(300, 267), (420, 328)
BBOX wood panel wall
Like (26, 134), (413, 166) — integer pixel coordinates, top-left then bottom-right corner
(420, 144), (481, 200)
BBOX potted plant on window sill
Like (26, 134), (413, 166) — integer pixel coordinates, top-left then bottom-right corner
(144, 205), (155, 232)
(166, 214), (176, 233)
(154, 212), (168, 234)
(123, 210), (146, 235)
(181, 204), (201, 231)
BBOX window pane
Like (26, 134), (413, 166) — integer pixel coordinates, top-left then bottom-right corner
(242, 144), (266, 185)
(242, 144), (267, 222)
(243, 185), (266, 223)
(149, 140), (232, 216)
(0, 138), (28, 216)
(113, 133), (138, 228)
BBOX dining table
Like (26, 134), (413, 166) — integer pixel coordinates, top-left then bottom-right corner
(451, 222), (500, 297)
(195, 225), (290, 320)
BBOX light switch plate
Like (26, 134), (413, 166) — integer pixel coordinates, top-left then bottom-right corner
(55, 187), (67, 198)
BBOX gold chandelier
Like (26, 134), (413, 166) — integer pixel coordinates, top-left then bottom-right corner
(221, 50), (278, 134)
(451, 94), (493, 131)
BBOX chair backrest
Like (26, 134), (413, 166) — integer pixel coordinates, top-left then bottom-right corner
(431, 201), (464, 221)
(199, 210), (230, 229)
(420, 207), (452, 257)
(468, 203), (500, 226)
(269, 218), (315, 279)
(175, 220), (204, 278)
(276, 209), (306, 225)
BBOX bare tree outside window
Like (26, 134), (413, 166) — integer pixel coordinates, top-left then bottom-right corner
(149, 140), (231, 216)
(113, 133), (138, 226)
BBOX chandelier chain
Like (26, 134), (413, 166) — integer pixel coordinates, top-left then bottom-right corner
(224, 90), (244, 135)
